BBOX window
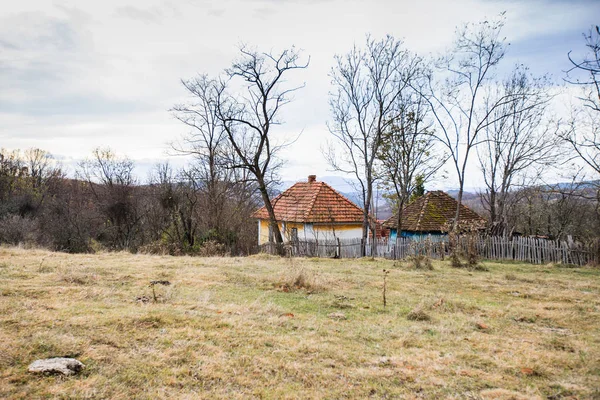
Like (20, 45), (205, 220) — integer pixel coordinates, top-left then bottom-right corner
(291, 227), (298, 242)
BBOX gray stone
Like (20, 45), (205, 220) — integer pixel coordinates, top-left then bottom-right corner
(28, 357), (85, 376)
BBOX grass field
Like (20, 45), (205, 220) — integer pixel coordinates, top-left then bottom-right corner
(0, 247), (599, 399)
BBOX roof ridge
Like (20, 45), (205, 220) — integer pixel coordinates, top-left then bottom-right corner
(415, 191), (431, 231)
(304, 182), (323, 220)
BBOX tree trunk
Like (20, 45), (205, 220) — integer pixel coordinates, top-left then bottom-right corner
(396, 197), (405, 243)
(488, 189), (497, 229)
(361, 213), (369, 257)
(362, 191), (371, 257)
(257, 181), (284, 251)
(454, 180), (464, 232)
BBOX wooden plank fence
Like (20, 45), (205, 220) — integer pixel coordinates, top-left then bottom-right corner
(259, 236), (599, 266)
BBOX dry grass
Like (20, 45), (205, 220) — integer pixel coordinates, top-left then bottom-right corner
(0, 246), (599, 399)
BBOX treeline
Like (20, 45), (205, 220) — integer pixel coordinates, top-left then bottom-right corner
(463, 183), (600, 242)
(0, 148), (260, 255)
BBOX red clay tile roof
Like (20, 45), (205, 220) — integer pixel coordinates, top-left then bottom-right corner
(252, 180), (365, 223)
(383, 191), (486, 231)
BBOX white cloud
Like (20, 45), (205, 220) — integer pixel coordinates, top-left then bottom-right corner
(0, 0), (598, 188)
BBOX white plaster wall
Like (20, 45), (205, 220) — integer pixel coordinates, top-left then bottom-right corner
(302, 223), (314, 240)
(331, 227), (363, 239)
(302, 225), (362, 241)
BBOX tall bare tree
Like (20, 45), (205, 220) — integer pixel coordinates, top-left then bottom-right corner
(478, 65), (558, 235)
(172, 75), (237, 240)
(326, 35), (421, 255)
(215, 46), (309, 248)
(567, 25), (600, 114)
(423, 16), (512, 229)
(563, 26), (600, 241)
(377, 79), (446, 238)
(563, 25), (600, 176)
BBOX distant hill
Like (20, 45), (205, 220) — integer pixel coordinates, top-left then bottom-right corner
(539, 180), (600, 191)
(445, 190), (479, 201)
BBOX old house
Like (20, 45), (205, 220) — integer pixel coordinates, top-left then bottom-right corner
(383, 190), (486, 241)
(253, 175), (365, 245)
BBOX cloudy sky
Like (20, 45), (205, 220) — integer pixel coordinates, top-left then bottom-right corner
(1, 0), (598, 188)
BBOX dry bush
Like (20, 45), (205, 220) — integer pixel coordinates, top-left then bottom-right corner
(59, 270), (98, 285)
(278, 267), (325, 293)
(445, 222), (484, 270)
(406, 306), (431, 321)
(138, 240), (182, 256)
(197, 240), (228, 257)
(505, 273), (517, 281)
(449, 246), (487, 271)
(407, 254), (433, 270)
(464, 232), (480, 268)
(429, 297), (480, 314)
(449, 250), (463, 268)
(139, 239), (227, 257)
(0, 216), (38, 245)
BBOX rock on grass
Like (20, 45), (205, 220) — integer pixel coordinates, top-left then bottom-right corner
(28, 358), (85, 376)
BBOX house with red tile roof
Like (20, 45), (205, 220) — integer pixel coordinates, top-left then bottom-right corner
(383, 190), (486, 240)
(252, 175), (365, 245)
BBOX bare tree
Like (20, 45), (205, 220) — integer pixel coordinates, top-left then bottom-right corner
(478, 65), (559, 235)
(567, 25), (600, 113)
(23, 148), (61, 189)
(78, 148), (143, 250)
(423, 16), (513, 229)
(563, 26), (600, 176)
(215, 46), (309, 249)
(171, 75), (237, 240)
(377, 79), (446, 238)
(562, 26), (600, 238)
(326, 35), (421, 256)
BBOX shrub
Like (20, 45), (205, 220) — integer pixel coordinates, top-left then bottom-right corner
(0, 215), (38, 245)
(450, 250), (463, 268)
(406, 307), (431, 321)
(138, 240), (182, 256)
(197, 240), (228, 257)
(278, 267), (324, 293)
(465, 232), (480, 268)
(408, 254), (433, 270)
(445, 222), (482, 270)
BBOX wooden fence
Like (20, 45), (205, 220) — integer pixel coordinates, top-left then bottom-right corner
(259, 236), (599, 266)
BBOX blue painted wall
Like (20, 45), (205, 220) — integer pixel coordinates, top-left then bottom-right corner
(390, 229), (447, 242)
